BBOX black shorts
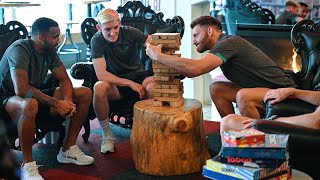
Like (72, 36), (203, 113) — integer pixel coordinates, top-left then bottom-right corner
(0, 88), (61, 125)
(118, 70), (153, 99)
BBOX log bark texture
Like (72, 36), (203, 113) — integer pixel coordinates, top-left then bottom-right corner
(131, 99), (210, 176)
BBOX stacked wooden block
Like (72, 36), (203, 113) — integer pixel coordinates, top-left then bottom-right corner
(151, 33), (184, 107)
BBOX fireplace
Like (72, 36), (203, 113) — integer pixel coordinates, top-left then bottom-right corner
(235, 23), (301, 72)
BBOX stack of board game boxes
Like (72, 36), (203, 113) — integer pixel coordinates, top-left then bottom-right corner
(151, 33), (184, 107)
(203, 128), (291, 180)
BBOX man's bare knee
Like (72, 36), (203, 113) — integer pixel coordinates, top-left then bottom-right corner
(18, 98), (38, 122)
(93, 81), (112, 97)
(74, 87), (92, 103)
(145, 82), (155, 98)
(236, 89), (253, 105)
(221, 114), (238, 125)
(210, 82), (231, 102)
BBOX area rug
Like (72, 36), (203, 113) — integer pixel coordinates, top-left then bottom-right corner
(13, 119), (221, 180)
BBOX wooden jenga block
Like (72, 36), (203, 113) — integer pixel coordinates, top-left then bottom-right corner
(169, 69), (178, 73)
(154, 83), (182, 90)
(154, 68), (171, 73)
(151, 39), (180, 44)
(152, 62), (171, 69)
(153, 88), (182, 94)
(161, 93), (169, 97)
(151, 41), (180, 49)
(161, 84), (170, 89)
(153, 92), (162, 97)
(156, 79), (181, 85)
(153, 91), (183, 98)
(168, 84), (181, 89)
(153, 75), (172, 82)
(153, 100), (166, 107)
(154, 84), (162, 89)
(154, 96), (182, 102)
(154, 73), (181, 77)
(160, 69), (170, 73)
(153, 69), (179, 76)
(153, 98), (184, 107)
(168, 91), (183, 98)
(170, 98), (184, 107)
(151, 33), (180, 40)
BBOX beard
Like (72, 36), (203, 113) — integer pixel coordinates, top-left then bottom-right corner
(197, 45), (206, 53)
(43, 41), (58, 50)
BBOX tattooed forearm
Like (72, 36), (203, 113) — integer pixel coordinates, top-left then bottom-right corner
(12, 69), (59, 107)
(28, 86), (59, 107)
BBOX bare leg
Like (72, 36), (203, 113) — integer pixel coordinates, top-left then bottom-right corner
(275, 107), (320, 129)
(236, 88), (270, 119)
(5, 97), (39, 163)
(93, 81), (122, 153)
(210, 81), (242, 117)
(93, 81), (122, 121)
(220, 114), (253, 143)
(52, 87), (92, 150)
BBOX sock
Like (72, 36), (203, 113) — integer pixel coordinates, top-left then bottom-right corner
(99, 119), (113, 138)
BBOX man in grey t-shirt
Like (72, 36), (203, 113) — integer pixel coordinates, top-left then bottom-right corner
(0, 17), (94, 180)
(91, 9), (154, 154)
(146, 16), (297, 120)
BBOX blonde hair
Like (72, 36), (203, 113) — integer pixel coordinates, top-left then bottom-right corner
(95, 8), (120, 24)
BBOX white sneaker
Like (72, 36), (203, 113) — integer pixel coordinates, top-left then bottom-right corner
(57, 145), (94, 165)
(21, 161), (44, 180)
(101, 137), (115, 153)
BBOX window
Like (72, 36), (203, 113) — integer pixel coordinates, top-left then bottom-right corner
(1, 0), (160, 33)
(1, 0), (121, 33)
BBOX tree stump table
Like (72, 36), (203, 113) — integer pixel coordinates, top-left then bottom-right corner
(131, 98), (210, 176)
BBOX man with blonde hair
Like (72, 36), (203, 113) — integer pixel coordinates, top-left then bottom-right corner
(275, 0), (304, 24)
(91, 8), (154, 153)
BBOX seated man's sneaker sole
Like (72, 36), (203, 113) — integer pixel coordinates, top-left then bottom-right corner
(100, 148), (115, 153)
(101, 137), (115, 153)
(57, 145), (94, 166)
(57, 154), (94, 165)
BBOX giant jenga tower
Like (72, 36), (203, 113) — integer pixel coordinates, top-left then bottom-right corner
(131, 33), (210, 176)
(150, 33), (184, 107)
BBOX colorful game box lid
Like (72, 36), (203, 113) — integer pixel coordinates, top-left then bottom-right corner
(224, 128), (266, 147)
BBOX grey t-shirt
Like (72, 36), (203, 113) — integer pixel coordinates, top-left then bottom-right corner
(91, 26), (148, 78)
(275, 11), (298, 25)
(0, 39), (62, 95)
(210, 34), (297, 88)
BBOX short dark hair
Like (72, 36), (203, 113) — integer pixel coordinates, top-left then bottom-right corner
(31, 17), (59, 37)
(190, 16), (222, 30)
(299, 2), (308, 7)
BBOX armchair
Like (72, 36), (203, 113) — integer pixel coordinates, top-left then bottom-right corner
(70, 1), (185, 142)
(224, 0), (275, 35)
(255, 20), (320, 179)
(0, 21), (65, 149)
